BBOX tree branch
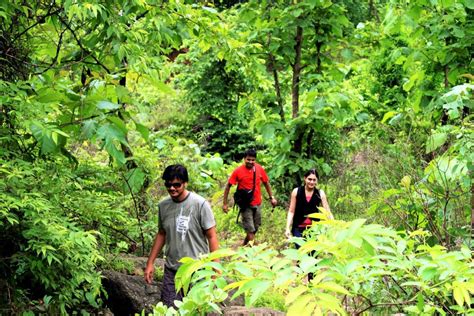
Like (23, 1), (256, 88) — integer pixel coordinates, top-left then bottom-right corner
(58, 16), (111, 73)
(12, 6), (63, 43)
(58, 109), (119, 128)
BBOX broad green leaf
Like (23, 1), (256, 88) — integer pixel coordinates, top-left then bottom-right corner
(316, 282), (350, 295)
(287, 294), (314, 316)
(308, 212), (328, 220)
(419, 266), (437, 281)
(397, 239), (407, 254)
(261, 124), (275, 141)
(274, 271), (296, 287)
(346, 219), (366, 238)
(299, 255), (319, 273)
(175, 260), (205, 294)
(233, 279), (265, 305)
(97, 124), (128, 146)
(30, 122), (58, 154)
(155, 137), (167, 149)
(135, 122), (149, 141)
(82, 120), (97, 138)
(400, 176), (411, 188)
(107, 116), (127, 135)
(37, 89), (63, 103)
(381, 111), (397, 123)
(464, 0), (474, 9)
(97, 101), (121, 110)
(416, 292), (424, 312)
(115, 86), (129, 99)
(124, 168), (145, 194)
(224, 280), (246, 291)
(205, 156), (224, 172)
(383, 8), (400, 34)
(206, 248), (235, 261)
(453, 284), (464, 306)
(425, 132), (448, 153)
(249, 280), (271, 305)
(104, 141), (126, 165)
(285, 286), (307, 305)
(147, 74), (175, 95)
(233, 262), (253, 277)
(362, 237), (377, 255)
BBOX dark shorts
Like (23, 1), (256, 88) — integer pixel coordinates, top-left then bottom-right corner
(241, 205), (261, 233)
(161, 266), (183, 308)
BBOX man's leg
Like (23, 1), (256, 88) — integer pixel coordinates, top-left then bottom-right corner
(161, 266), (183, 308)
(243, 231), (255, 245)
(241, 206), (261, 245)
(240, 207), (256, 245)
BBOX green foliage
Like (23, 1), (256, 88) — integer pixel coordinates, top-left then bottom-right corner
(153, 219), (474, 315)
(175, 56), (257, 162)
(101, 255), (136, 275)
(0, 158), (104, 313)
(1, 0), (473, 313)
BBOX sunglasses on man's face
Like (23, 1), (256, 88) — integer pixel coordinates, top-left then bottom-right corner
(164, 182), (183, 189)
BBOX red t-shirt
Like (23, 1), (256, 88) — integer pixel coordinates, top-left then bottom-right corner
(228, 163), (269, 206)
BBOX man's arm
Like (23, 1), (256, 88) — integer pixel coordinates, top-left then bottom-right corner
(263, 181), (277, 207)
(222, 182), (232, 213)
(144, 229), (166, 284)
(204, 226), (219, 253)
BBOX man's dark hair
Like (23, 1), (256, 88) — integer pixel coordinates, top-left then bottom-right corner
(162, 164), (189, 182)
(244, 148), (257, 158)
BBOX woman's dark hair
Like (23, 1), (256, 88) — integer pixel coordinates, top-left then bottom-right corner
(162, 164), (189, 182)
(304, 168), (319, 179)
(244, 148), (257, 158)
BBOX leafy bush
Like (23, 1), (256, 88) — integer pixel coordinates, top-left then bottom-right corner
(1, 158), (104, 314)
(149, 218), (473, 315)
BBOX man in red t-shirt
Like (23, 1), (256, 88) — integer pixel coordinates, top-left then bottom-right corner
(223, 149), (278, 245)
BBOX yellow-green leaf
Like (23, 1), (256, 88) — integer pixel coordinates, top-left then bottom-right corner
(316, 282), (350, 295)
(285, 286), (307, 305)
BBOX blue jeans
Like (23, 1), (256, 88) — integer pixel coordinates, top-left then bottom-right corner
(292, 227), (308, 249)
(292, 226), (315, 280)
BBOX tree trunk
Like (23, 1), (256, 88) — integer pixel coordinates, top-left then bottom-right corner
(291, 25), (304, 162)
(118, 68), (148, 255)
(471, 183), (474, 244)
(314, 23), (323, 74)
(369, 0), (380, 23)
(291, 25), (303, 119)
(269, 52), (285, 123)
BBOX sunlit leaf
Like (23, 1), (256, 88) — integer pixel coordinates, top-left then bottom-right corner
(425, 133), (448, 153)
(97, 101), (121, 110)
(285, 286), (307, 305)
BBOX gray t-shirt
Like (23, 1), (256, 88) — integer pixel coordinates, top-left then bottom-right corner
(158, 192), (216, 270)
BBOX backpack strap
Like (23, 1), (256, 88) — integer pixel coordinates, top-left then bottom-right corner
(235, 167), (256, 224)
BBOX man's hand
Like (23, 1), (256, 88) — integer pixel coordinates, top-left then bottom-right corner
(222, 203), (229, 213)
(144, 264), (155, 284)
(270, 196), (277, 207)
(284, 228), (292, 239)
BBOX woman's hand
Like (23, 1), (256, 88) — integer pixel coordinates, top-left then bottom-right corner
(284, 228), (292, 239)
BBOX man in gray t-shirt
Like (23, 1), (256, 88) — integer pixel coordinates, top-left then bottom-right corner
(144, 165), (219, 307)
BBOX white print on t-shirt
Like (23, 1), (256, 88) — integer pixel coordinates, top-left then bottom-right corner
(176, 206), (194, 241)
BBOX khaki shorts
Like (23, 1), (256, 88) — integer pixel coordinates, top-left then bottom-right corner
(240, 205), (261, 233)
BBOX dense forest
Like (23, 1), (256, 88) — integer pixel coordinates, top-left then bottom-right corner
(1, 0), (472, 314)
